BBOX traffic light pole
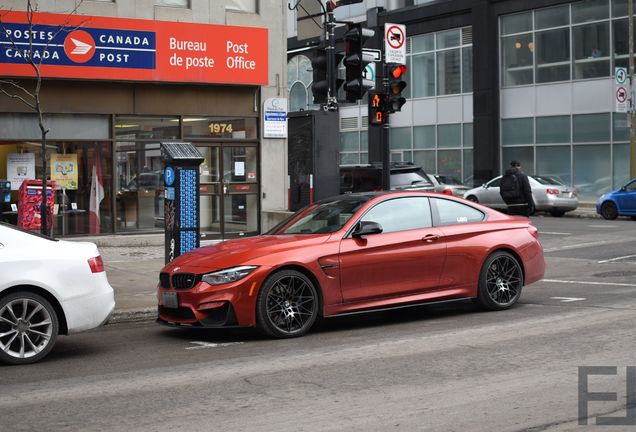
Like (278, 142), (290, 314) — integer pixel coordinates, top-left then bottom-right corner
(381, 62), (391, 191)
(325, 2), (338, 112)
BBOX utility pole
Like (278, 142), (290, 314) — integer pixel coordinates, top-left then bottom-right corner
(630, 0), (636, 179)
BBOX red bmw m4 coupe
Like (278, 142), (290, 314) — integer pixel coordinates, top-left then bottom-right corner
(158, 192), (544, 338)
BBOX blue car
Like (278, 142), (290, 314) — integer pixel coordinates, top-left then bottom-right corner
(596, 178), (636, 220)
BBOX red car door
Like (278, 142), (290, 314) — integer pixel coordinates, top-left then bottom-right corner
(338, 196), (447, 303)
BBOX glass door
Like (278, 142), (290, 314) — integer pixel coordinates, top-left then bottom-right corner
(198, 145), (259, 240)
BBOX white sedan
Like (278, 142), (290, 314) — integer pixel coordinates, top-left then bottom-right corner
(0, 222), (115, 364)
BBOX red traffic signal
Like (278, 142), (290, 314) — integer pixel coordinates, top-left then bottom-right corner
(387, 63), (407, 113)
(389, 64), (407, 79)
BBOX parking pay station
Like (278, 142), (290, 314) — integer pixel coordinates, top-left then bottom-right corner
(161, 142), (204, 264)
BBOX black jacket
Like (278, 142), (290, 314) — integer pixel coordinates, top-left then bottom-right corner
(502, 167), (533, 206)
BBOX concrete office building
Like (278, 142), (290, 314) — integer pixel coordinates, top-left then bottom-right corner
(0, 0), (288, 238)
(287, 0), (633, 199)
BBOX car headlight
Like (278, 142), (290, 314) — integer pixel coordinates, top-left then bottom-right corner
(202, 266), (258, 285)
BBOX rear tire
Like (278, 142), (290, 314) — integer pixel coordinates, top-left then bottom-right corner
(601, 202), (618, 220)
(0, 292), (58, 365)
(256, 270), (319, 338)
(550, 209), (565, 217)
(476, 251), (523, 311)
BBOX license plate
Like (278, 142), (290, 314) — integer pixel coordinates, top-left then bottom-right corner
(162, 292), (178, 309)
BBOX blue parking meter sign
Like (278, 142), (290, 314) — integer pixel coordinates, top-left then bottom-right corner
(164, 166), (175, 186)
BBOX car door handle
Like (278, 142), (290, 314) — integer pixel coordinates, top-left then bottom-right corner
(422, 234), (440, 243)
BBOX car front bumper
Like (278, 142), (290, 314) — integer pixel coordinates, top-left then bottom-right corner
(157, 266), (271, 328)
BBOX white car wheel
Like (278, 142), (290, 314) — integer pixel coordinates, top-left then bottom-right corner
(0, 292), (58, 365)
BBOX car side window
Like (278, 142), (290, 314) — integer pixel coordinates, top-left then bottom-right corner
(626, 180), (636, 192)
(360, 197), (432, 233)
(488, 178), (501, 188)
(432, 198), (485, 226)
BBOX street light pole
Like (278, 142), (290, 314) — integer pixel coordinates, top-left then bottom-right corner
(630, 0), (636, 179)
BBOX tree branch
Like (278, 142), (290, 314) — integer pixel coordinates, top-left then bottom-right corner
(0, 85), (36, 110)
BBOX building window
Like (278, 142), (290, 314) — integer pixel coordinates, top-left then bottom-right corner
(536, 116), (570, 143)
(502, 118), (534, 145)
(288, 55), (314, 112)
(155, 0), (189, 7)
(226, 0), (258, 13)
(500, 0), (634, 86)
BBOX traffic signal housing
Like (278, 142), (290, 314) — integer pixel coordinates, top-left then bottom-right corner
(368, 91), (388, 126)
(343, 23), (375, 103)
(311, 48), (329, 105)
(387, 63), (407, 113)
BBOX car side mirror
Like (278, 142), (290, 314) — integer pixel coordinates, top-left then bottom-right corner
(620, 186), (627, 192)
(352, 221), (383, 238)
(482, 183), (487, 188)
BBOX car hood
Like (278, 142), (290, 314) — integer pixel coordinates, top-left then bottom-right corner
(162, 234), (330, 272)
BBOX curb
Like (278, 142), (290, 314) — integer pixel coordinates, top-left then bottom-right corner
(109, 308), (158, 324)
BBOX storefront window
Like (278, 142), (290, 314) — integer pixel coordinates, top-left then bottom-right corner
(502, 118), (534, 145)
(537, 116), (571, 143)
(574, 144), (611, 197)
(115, 116), (179, 140)
(438, 124), (461, 148)
(536, 145), (571, 184)
(414, 126), (436, 149)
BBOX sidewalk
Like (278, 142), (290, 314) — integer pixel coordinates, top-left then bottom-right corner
(70, 203), (600, 324)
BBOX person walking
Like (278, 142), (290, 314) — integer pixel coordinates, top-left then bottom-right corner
(499, 160), (534, 217)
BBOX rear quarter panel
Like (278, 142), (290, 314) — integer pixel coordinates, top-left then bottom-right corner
(438, 221), (544, 296)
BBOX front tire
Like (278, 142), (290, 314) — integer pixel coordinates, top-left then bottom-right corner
(601, 202), (618, 220)
(0, 292), (59, 365)
(466, 195), (479, 203)
(476, 251), (523, 311)
(256, 270), (319, 338)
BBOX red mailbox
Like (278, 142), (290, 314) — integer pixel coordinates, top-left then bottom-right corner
(17, 180), (55, 231)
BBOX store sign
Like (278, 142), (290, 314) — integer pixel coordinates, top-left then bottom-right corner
(0, 10), (268, 85)
(263, 98), (287, 139)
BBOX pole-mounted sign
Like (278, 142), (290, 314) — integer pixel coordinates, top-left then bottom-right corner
(385, 23), (406, 65)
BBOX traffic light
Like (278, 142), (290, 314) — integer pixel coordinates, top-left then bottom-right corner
(311, 48), (329, 104)
(343, 23), (375, 103)
(387, 63), (407, 113)
(368, 91), (387, 126)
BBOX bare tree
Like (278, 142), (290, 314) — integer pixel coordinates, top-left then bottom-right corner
(0, 0), (84, 236)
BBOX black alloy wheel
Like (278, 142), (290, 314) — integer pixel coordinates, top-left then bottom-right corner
(0, 292), (59, 365)
(601, 202), (618, 220)
(256, 270), (319, 338)
(476, 251), (523, 310)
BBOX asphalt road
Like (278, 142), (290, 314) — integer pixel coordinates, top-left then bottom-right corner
(2, 216), (636, 432)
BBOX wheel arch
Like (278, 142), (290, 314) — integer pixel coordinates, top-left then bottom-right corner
(268, 264), (325, 317)
(0, 285), (68, 335)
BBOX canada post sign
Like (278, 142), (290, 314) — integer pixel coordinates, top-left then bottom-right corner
(0, 11), (268, 85)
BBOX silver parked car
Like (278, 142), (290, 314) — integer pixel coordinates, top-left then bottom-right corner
(463, 175), (578, 217)
(426, 173), (471, 197)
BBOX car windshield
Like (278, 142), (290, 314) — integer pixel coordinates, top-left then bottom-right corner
(435, 175), (463, 185)
(532, 176), (564, 186)
(274, 196), (370, 235)
(391, 169), (433, 188)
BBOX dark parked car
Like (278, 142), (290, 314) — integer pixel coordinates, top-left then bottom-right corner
(340, 163), (435, 194)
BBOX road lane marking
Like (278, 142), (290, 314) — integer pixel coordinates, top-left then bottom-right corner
(598, 254), (636, 263)
(588, 225), (618, 228)
(541, 279), (636, 287)
(543, 238), (634, 252)
(186, 341), (244, 350)
(550, 296), (586, 302)
(540, 232), (572, 236)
